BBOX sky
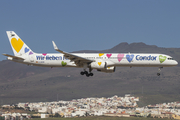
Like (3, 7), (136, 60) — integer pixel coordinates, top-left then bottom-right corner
(0, 0), (180, 61)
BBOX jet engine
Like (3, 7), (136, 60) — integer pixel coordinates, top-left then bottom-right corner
(97, 66), (116, 73)
(90, 61), (116, 73)
(90, 61), (106, 69)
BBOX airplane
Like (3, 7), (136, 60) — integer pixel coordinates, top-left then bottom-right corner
(3, 31), (178, 77)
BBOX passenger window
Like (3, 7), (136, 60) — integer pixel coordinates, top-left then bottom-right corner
(168, 58), (173, 60)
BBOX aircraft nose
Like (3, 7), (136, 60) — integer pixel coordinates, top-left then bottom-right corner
(174, 60), (178, 66)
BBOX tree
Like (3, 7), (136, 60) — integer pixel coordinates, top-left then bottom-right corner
(54, 113), (61, 117)
(85, 112), (89, 117)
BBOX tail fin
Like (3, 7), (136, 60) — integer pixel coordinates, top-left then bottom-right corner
(6, 31), (34, 56)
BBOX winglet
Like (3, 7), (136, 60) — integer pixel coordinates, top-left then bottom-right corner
(52, 41), (64, 54)
(52, 41), (58, 50)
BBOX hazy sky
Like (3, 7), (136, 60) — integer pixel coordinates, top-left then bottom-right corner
(0, 0), (180, 60)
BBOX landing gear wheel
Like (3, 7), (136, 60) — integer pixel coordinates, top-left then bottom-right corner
(84, 71), (88, 75)
(89, 73), (93, 76)
(157, 73), (160, 76)
(86, 74), (90, 77)
(80, 71), (84, 75)
(80, 69), (94, 77)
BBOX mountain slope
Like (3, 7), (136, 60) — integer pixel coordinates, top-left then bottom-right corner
(0, 42), (180, 106)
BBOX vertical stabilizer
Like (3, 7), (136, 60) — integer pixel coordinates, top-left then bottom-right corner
(6, 31), (34, 56)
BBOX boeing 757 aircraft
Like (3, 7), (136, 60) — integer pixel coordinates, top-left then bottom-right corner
(3, 31), (178, 77)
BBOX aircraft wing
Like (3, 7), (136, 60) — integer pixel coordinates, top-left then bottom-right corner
(52, 41), (94, 66)
(2, 53), (24, 60)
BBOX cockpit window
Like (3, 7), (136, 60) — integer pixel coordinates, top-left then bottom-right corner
(168, 58), (173, 60)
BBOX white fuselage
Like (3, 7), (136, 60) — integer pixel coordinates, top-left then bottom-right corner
(11, 53), (178, 68)
(5, 31), (178, 76)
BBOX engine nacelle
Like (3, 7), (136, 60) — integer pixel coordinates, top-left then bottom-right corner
(90, 61), (106, 69)
(97, 66), (116, 73)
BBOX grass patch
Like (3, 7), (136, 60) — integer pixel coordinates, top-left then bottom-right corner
(31, 116), (170, 120)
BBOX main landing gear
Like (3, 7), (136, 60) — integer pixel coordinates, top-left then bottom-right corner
(81, 64), (94, 77)
(80, 71), (93, 77)
(157, 67), (163, 76)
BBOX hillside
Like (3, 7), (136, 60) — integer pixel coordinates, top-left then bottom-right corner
(0, 42), (180, 106)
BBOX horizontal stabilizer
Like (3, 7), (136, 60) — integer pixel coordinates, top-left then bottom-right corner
(2, 54), (24, 60)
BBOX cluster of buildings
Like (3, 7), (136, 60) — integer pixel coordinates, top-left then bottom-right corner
(1, 94), (180, 119)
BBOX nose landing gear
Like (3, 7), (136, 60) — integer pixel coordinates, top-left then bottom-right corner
(157, 67), (163, 76)
(157, 73), (160, 76)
